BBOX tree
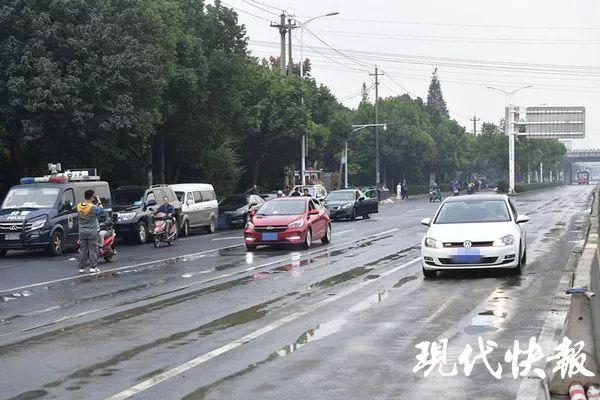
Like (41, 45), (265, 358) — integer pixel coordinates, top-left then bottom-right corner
(426, 68), (449, 118)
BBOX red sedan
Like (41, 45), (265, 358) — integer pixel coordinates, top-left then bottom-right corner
(243, 197), (331, 251)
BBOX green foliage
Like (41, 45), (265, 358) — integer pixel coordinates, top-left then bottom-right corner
(426, 68), (448, 118)
(0, 1), (569, 196)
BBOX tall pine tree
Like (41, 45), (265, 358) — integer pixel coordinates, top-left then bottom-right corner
(426, 68), (449, 117)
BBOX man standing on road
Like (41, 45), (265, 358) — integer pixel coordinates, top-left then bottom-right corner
(77, 190), (107, 274)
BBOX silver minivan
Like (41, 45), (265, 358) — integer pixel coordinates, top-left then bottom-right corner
(169, 183), (218, 235)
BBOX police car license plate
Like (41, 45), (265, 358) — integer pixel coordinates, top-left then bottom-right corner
(4, 233), (20, 241)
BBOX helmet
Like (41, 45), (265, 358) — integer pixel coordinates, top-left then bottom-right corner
(277, 190), (283, 197)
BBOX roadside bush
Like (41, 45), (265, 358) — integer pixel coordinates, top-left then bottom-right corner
(515, 182), (563, 193)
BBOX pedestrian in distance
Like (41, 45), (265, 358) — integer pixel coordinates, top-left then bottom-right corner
(290, 187), (302, 197)
(77, 190), (107, 274)
(303, 188), (311, 197)
(396, 182), (402, 200)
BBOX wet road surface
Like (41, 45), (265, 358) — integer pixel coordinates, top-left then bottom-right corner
(0, 185), (593, 400)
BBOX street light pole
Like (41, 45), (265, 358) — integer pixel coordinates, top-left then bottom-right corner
(298, 11), (339, 186)
(348, 124), (387, 189)
(487, 85), (532, 194)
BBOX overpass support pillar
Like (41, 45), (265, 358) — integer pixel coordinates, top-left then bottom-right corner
(564, 162), (573, 185)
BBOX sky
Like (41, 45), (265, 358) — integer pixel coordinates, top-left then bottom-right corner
(215, 0), (600, 149)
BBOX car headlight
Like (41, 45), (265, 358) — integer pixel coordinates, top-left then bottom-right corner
(342, 203), (353, 209)
(424, 237), (442, 248)
(493, 235), (515, 247)
(288, 219), (305, 228)
(117, 212), (137, 222)
(28, 216), (48, 231)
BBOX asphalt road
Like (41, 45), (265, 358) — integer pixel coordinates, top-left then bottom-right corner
(0, 185), (594, 400)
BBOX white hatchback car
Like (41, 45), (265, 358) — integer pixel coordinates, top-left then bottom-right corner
(420, 194), (529, 278)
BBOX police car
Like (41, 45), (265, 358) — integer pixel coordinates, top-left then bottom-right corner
(0, 164), (111, 256)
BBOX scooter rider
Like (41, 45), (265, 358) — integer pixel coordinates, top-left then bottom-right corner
(156, 196), (175, 233)
(77, 190), (107, 274)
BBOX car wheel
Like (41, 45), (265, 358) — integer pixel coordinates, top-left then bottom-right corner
(350, 208), (357, 221)
(303, 228), (312, 249)
(104, 252), (114, 262)
(363, 214), (370, 220)
(246, 244), (257, 251)
(153, 237), (159, 248)
(521, 247), (527, 265)
(206, 218), (216, 233)
(510, 245), (523, 275)
(321, 223), (332, 244)
(182, 220), (190, 237)
(422, 267), (437, 279)
(135, 221), (148, 244)
(48, 231), (64, 256)
(0, 249), (6, 257)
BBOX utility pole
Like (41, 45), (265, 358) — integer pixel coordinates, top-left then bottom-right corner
(369, 66), (383, 185)
(287, 18), (297, 75)
(505, 106), (516, 194)
(271, 13), (287, 74)
(470, 115), (480, 136)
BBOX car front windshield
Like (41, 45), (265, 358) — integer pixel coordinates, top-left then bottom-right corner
(326, 192), (355, 201)
(258, 200), (306, 216)
(2, 187), (59, 209)
(114, 189), (145, 206)
(435, 200), (511, 224)
(220, 195), (247, 208)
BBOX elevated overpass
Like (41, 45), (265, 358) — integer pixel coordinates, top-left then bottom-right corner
(565, 149), (600, 183)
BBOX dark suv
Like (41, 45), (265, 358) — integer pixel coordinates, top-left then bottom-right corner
(113, 185), (183, 244)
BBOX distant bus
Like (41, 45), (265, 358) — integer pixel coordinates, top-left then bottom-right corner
(577, 170), (590, 185)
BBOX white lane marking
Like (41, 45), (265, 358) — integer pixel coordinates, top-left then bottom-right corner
(334, 229), (353, 235)
(211, 236), (242, 241)
(0, 243), (243, 294)
(0, 229), (403, 336)
(407, 208), (426, 213)
(104, 256), (421, 400)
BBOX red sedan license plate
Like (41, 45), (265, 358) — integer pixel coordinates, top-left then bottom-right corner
(262, 232), (278, 241)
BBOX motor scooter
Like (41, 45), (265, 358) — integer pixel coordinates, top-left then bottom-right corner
(429, 188), (442, 202)
(77, 223), (117, 262)
(153, 212), (177, 247)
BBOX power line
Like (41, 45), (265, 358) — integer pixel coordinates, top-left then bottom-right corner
(304, 28), (371, 72)
(248, 40), (600, 79)
(221, 2), (271, 22)
(316, 17), (600, 31)
(246, 0), (282, 12)
(241, 0), (280, 16)
(291, 32), (367, 73)
(311, 29), (600, 45)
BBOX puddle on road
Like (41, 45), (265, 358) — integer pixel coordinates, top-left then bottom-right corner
(182, 290), (398, 400)
(5, 390), (48, 400)
(182, 279), (415, 400)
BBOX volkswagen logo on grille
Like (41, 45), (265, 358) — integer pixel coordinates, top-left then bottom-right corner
(10, 225), (19, 231)
(267, 226), (273, 230)
(463, 240), (472, 248)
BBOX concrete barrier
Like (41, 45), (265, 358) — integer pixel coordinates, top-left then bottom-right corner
(550, 188), (600, 395)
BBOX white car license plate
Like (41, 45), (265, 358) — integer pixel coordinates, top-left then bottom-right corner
(4, 233), (20, 241)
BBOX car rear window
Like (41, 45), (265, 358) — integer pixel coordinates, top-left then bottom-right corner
(435, 200), (511, 224)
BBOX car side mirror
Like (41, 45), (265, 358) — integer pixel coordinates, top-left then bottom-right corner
(146, 199), (157, 207)
(516, 215), (529, 224)
(358, 197), (364, 202)
(63, 201), (73, 211)
(420, 217), (431, 227)
(308, 209), (319, 215)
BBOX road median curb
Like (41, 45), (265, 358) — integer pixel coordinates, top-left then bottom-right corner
(550, 187), (600, 395)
